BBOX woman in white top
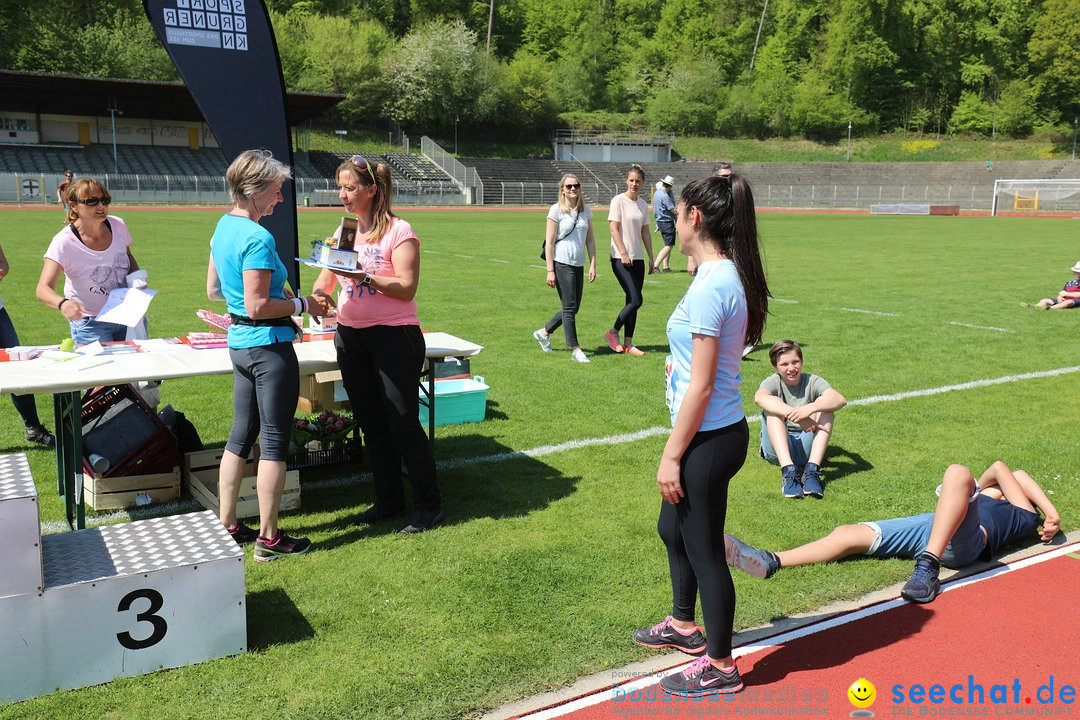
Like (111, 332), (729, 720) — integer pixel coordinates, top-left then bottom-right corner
(532, 174), (597, 363)
(37, 178), (141, 344)
(603, 164), (655, 357)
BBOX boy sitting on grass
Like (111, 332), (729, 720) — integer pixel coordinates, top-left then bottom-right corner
(724, 460), (1060, 604)
(754, 340), (846, 499)
(1023, 261), (1080, 309)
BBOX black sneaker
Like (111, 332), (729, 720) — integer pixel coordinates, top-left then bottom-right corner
(253, 530), (312, 562)
(901, 554), (941, 603)
(26, 425), (55, 448)
(227, 521), (259, 545)
(661, 656), (743, 696)
(801, 465), (824, 498)
(724, 534), (780, 579)
(781, 465), (802, 498)
(399, 509), (444, 534)
(352, 504), (404, 525)
(632, 616), (706, 655)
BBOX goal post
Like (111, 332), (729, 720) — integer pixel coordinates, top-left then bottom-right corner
(992, 178), (1080, 216)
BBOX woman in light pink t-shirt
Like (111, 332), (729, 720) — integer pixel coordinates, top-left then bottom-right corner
(36, 177), (140, 344)
(313, 156), (442, 534)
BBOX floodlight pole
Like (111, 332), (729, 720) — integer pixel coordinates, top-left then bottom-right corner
(454, 116), (459, 155)
(107, 97), (120, 175)
(846, 122), (852, 162)
(1073, 118), (1077, 161)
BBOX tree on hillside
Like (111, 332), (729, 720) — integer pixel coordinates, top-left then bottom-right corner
(1028, 0), (1080, 121)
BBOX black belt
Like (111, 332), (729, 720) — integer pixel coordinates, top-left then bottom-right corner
(229, 313), (302, 340)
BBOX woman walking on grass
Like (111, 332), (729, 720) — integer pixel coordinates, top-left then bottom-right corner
(603, 164), (655, 356)
(631, 173), (770, 697)
(532, 174), (597, 363)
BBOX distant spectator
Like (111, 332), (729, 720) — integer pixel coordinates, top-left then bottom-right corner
(603, 164), (656, 357)
(1022, 261), (1080, 310)
(688, 163), (733, 277)
(651, 175), (677, 273)
(533, 174), (597, 363)
(754, 340), (846, 499)
(37, 178), (142, 344)
(0, 243), (55, 447)
(986, 160), (993, 172)
(57, 170), (73, 210)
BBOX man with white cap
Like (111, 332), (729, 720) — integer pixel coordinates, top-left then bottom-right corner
(651, 175), (677, 273)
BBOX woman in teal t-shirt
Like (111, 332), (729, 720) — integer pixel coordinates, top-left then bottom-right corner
(207, 149), (332, 562)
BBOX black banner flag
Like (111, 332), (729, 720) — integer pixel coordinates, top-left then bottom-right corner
(143, 0), (300, 289)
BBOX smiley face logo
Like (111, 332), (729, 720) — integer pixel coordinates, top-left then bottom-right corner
(848, 678), (877, 709)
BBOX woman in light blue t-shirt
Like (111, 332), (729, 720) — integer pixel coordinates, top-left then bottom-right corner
(631, 174), (770, 698)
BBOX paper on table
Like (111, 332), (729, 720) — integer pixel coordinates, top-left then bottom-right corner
(95, 288), (157, 327)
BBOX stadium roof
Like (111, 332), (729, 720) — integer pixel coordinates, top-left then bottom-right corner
(0, 70), (342, 124)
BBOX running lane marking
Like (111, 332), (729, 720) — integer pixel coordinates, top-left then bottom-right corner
(840, 307), (900, 317)
(41, 365), (1080, 533)
(946, 321), (1011, 333)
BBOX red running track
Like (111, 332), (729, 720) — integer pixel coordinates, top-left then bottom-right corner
(519, 548), (1080, 719)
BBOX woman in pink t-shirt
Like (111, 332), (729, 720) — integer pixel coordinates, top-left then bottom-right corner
(313, 155), (442, 534)
(36, 177), (141, 344)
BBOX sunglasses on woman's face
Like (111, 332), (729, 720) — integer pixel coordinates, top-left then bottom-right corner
(79, 197), (111, 206)
(350, 155), (377, 185)
(564, 183), (580, 190)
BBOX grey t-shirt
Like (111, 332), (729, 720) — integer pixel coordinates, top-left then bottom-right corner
(758, 372), (832, 433)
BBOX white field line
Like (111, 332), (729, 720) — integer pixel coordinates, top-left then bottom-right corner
(840, 307), (900, 317)
(41, 365), (1080, 534)
(530, 265), (548, 270)
(490, 258), (511, 264)
(454, 254), (474, 259)
(946, 321), (1012, 333)
(520, 542), (1080, 719)
(425, 250), (442, 254)
(772, 298), (799, 304)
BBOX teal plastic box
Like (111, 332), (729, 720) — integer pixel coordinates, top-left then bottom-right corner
(419, 376), (489, 426)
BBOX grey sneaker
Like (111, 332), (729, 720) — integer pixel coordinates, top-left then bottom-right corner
(724, 533), (780, 579)
(901, 554), (941, 603)
(632, 616), (706, 655)
(660, 656), (743, 696)
(532, 329), (551, 352)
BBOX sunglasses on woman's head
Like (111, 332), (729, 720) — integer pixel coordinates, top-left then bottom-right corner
(79, 197), (111, 206)
(350, 155), (377, 185)
(564, 183), (580, 190)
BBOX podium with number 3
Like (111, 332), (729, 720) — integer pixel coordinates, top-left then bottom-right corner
(0, 453), (246, 703)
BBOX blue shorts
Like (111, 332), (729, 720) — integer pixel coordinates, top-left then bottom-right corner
(862, 493), (986, 569)
(759, 417), (814, 468)
(657, 221), (676, 248)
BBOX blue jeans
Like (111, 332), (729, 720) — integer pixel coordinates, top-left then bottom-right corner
(0, 307), (43, 429)
(759, 415), (814, 467)
(69, 317), (129, 344)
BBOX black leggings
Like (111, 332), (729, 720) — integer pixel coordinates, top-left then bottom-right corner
(226, 342), (299, 461)
(335, 324), (440, 514)
(610, 258), (645, 339)
(544, 262), (584, 349)
(657, 419), (749, 659)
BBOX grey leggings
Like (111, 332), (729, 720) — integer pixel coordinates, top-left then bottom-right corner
(226, 342), (299, 462)
(543, 262), (585, 349)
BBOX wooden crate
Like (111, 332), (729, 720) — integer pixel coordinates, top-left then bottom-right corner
(84, 467), (180, 511)
(182, 448), (300, 519)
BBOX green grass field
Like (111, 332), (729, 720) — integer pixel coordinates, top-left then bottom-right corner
(1, 206), (1078, 718)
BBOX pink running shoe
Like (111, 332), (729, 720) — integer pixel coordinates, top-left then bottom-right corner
(625, 345), (645, 357)
(603, 330), (624, 353)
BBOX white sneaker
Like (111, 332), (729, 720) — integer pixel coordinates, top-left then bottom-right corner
(533, 329), (551, 352)
(742, 344), (755, 358)
(571, 348), (590, 363)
